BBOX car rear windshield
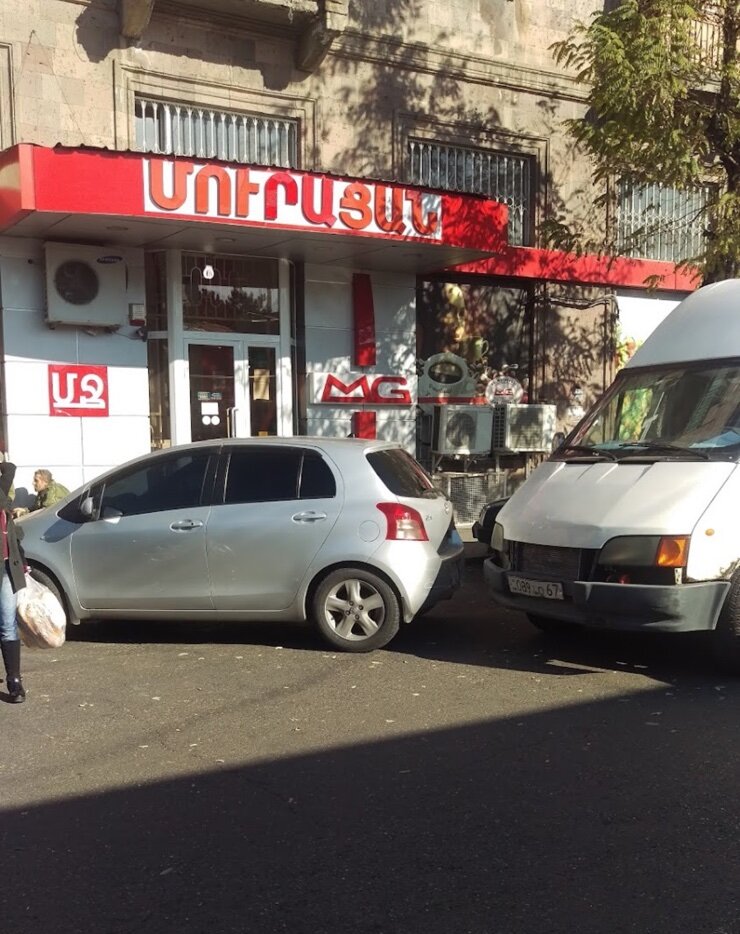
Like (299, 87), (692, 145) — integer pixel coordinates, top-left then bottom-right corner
(366, 449), (437, 497)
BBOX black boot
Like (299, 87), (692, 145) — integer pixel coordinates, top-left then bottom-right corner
(1, 640), (25, 703)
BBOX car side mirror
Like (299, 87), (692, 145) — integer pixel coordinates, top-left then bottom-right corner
(79, 496), (95, 521)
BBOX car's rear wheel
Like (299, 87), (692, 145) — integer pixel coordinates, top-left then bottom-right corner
(312, 568), (401, 652)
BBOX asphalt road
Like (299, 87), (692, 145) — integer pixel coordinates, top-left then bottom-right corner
(2, 558), (740, 934)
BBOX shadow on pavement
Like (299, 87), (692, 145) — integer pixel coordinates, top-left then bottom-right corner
(2, 685), (740, 934)
(67, 558), (722, 683)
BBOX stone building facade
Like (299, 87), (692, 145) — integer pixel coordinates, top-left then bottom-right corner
(0, 0), (692, 519)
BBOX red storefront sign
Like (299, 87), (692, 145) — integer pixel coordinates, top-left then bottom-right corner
(49, 364), (109, 417)
(316, 373), (413, 405)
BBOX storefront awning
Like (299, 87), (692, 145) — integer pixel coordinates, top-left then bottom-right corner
(0, 145), (509, 274)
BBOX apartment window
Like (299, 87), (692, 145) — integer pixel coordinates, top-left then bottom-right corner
(135, 97), (299, 168)
(407, 140), (534, 246)
(616, 180), (714, 263)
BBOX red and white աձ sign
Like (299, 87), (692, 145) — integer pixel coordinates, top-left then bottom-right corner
(48, 364), (109, 417)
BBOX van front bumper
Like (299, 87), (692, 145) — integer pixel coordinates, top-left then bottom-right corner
(484, 558), (730, 632)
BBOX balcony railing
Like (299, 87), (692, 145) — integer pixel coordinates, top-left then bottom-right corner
(134, 97), (299, 168)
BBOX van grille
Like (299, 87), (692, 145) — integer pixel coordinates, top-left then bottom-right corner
(511, 543), (583, 580)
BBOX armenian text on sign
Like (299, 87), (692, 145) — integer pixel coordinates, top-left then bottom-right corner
(48, 364), (109, 417)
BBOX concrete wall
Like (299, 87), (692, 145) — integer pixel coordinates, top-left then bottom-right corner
(0, 0), (601, 240)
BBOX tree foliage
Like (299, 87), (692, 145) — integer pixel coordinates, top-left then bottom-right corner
(550, 0), (740, 283)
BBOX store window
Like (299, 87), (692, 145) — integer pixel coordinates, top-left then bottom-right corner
(407, 140), (534, 246)
(148, 339), (170, 450)
(417, 279), (532, 379)
(182, 253), (280, 335)
(134, 97), (299, 168)
(616, 180), (714, 263)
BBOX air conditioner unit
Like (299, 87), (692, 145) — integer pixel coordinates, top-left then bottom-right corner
(44, 243), (128, 327)
(492, 404), (557, 453)
(432, 405), (493, 456)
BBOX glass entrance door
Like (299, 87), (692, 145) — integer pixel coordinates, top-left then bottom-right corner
(186, 340), (278, 442)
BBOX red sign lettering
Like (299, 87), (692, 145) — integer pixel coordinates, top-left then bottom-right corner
(319, 374), (412, 405)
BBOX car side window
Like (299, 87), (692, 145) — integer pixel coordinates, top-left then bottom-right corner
(98, 453), (211, 517)
(224, 449), (303, 504)
(299, 453), (336, 499)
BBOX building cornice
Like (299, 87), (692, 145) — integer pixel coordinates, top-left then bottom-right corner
(333, 29), (588, 103)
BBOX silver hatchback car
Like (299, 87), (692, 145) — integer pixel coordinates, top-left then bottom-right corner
(18, 438), (464, 652)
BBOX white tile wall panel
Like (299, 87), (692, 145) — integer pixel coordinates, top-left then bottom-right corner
(304, 326), (353, 369)
(81, 417), (151, 467)
(107, 367), (150, 417)
(305, 413), (353, 437)
(6, 414), (84, 468)
(304, 281), (352, 331)
(3, 361), (54, 415)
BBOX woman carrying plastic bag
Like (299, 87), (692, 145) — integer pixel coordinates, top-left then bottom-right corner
(0, 458), (28, 703)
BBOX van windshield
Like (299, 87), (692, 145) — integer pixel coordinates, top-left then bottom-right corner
(558, 361), (740, 461)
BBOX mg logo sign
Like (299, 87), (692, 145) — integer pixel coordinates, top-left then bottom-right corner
(314, 373), (413, 405)
(49, 364), (109, 417)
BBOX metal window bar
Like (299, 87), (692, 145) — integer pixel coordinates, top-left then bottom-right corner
(134, 97), (299, 168)
(406, 140), (533, 246)
(616, 180), (713, 263)
(690, 3), (723, 71)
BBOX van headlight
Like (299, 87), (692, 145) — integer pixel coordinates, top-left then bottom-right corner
(598, 535), (690, 568)
(491, 522), (505, 552)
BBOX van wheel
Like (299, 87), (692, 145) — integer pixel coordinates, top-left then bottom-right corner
(526, 613), (577, 635)
(712, 572), (740, 673)
(312, 568), (401, 653)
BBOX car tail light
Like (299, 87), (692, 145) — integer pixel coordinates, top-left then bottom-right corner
(376, 503), (429, 541)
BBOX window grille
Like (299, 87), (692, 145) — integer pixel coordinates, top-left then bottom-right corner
(690, 3), (723, 71)
(134, 97), (299, 168)
(616, 180), (714, 263)
(407, 140), (533, 245)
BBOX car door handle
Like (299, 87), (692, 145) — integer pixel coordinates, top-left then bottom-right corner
(291, 511), (327, 523)
(169, 519), (204, 531)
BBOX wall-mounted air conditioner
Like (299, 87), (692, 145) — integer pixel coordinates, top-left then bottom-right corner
(492, 404), (557, 453)
(432, 405), (493, 456)
(44, 243), (128, 327)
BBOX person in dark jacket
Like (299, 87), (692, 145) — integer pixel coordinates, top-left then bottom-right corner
(0, 459), (27, 702)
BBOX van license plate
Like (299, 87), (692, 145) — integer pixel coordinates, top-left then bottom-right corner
(508, 576), (563, 600)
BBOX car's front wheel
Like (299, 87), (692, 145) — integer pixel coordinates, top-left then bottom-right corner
(312, 568), (401, 653)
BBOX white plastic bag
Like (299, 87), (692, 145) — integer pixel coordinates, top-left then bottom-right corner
(16, 575), (66, 649)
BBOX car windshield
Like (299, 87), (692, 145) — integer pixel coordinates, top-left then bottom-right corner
(557, 360), (740, 462)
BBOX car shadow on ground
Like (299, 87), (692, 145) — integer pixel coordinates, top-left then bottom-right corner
(66, 557), (723, 683)
(390, 557), (723, 685)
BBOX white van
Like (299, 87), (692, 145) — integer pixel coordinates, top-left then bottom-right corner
(485, 279), (740, 670)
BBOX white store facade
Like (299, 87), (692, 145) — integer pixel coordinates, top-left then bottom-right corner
(0, 143), (507, 504)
